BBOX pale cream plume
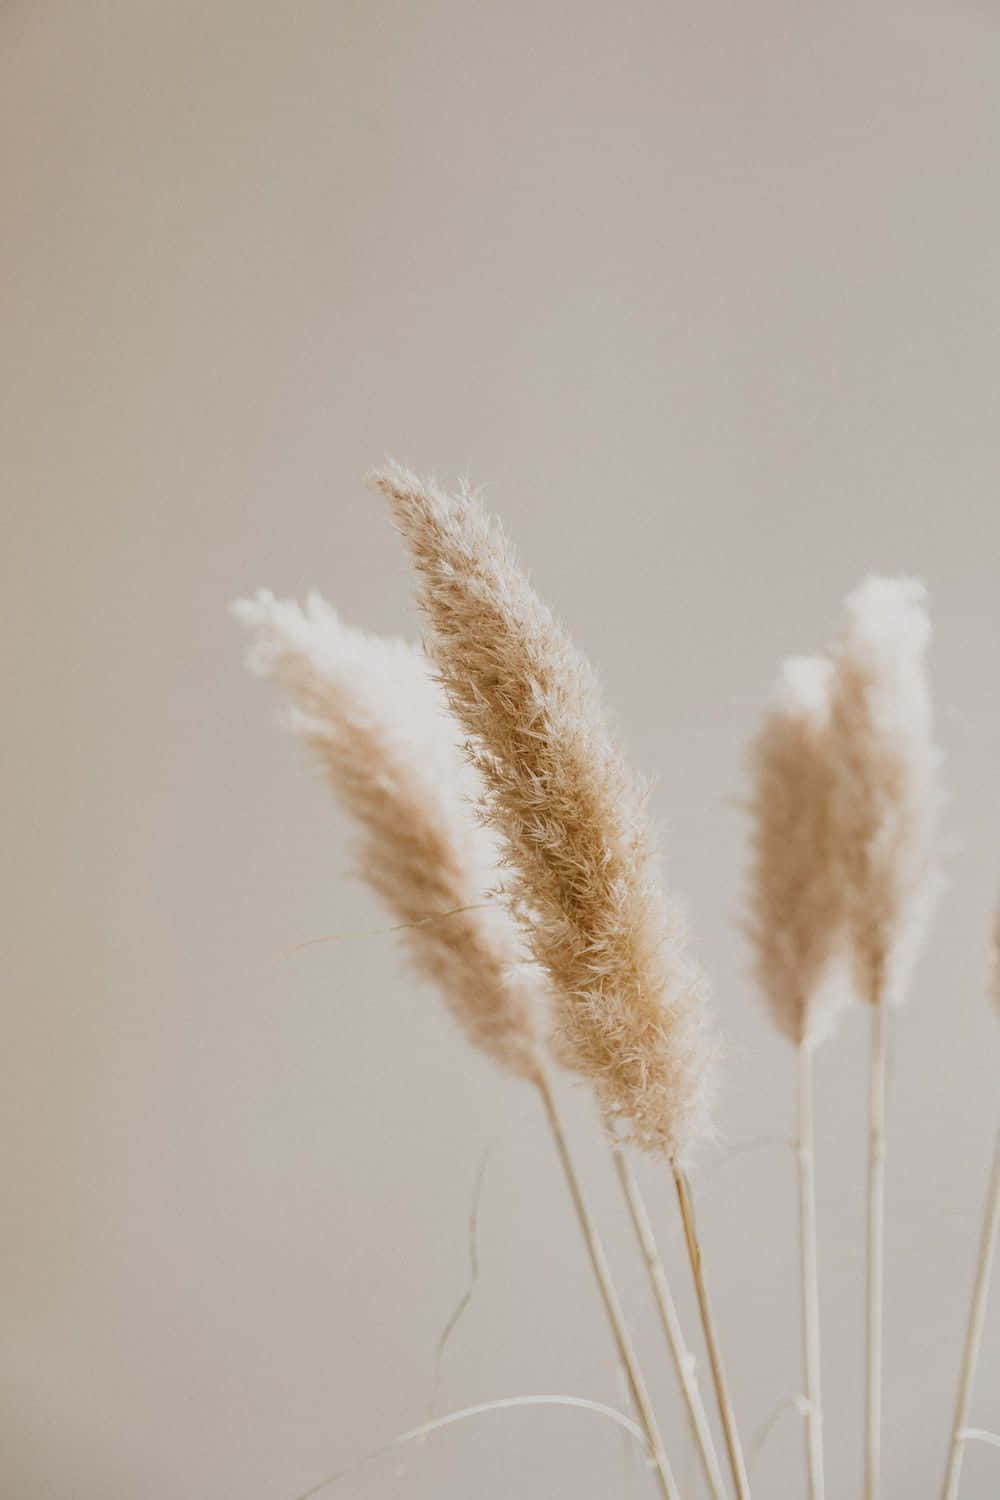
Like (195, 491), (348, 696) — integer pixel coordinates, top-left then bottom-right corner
(232, 589), (542, 1079)
(373, 461), (717, 1165)
(828, 576), (945, 1010)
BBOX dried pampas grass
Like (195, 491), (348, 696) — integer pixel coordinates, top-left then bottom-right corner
(232, 589), (543, 1080)
(828, 576), (945, 1010)
(373, 461), (717, 1165)
(747, 653), (846, 1500)
(231, 480), (1000, 1500)
(374, 462), (746, 1498)
(234, 587), (683, 1500)
(748, 654), (846, 1050)
(824, 576), (944, 1500)
(745, 580), (946, 1500)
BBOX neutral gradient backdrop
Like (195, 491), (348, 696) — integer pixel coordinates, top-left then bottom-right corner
(5, 3), (1000, 1497)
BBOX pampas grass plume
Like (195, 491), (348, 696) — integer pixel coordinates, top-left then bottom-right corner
(373, 462), (717, 1164)
(828, 576), (946, 1008)
(233, 589), (543, 1080)
(748, 654), (848, 1048)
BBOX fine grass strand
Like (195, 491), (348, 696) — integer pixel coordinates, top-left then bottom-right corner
(941, 1128), (1000, 1500)
(289, 1393), (649, 1500)
(673, 1166), (753, 1500)
(798, 1044), (825, 1500)
(611, 1146), (727, 1500)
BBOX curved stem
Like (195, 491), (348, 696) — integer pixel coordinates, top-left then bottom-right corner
(749, 1392), (810, 1469)
(535, 1069), (682, 1500)
(866, 1001), (887, 1500)
(612, 1145), (728, 1500)
(798, 1044), (825, 1500)
(291, 1392), (649, 1500)
(673, 1164), (752, 1499)
(942, 1126), (1000, 1500)
(958, 1427), (1000, 1452)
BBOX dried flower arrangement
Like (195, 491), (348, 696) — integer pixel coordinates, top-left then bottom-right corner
(234, 468), (995, 1500)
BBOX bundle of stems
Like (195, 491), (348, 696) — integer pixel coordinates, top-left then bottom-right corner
(747, 581), (944, 1500)
(233, 468), (993, 1500)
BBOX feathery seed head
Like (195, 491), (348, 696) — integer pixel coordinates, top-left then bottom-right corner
(373, 462), (718, 1162)
(828, 575), (945, 1008)
(233, 588), (544, 1080)
(748, 654), (849, 1047)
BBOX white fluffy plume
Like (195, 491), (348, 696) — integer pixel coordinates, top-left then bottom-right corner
(233, 589), (544, 1079)
(827, 576), (946, 1008)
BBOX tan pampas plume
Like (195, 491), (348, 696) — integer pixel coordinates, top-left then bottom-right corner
(748, 654), (847, 1050)
(373, 462), (748, 1500)
(826, 576), (945, 1500)
(372, 461), (717, 1165)
(234, 587), (684, 1500)
(232, 589), (542, 1080)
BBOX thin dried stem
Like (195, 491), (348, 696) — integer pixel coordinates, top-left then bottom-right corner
(611, 1146), (727, 1500)
(535, 1069), (682, 1500)
(957, 1427), (1000, 1451)
(673, 1165), (752, 1500)
(866, 1001), (887, 1500)
(942, 1126), (1000, 1500)
(749, 1392), (810, 1469)
(797, 1044), (825, 1500)
(291, 1392), (649, 1500)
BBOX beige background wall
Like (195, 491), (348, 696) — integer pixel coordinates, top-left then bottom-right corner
(4, 3), (1000, 1496)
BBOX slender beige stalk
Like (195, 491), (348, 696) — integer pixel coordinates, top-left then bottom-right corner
(535, 1069), (682, 1500)
(673, 1166), (752, 1500)
(942, 1126), (1000, 1500)
(612, 1146), (727, 1500)
(866, 1001), (887, 1500)
(798, 1044), (825, 1500)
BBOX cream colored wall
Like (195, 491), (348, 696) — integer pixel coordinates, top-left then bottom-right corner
(4, 3), (1000, 1496)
